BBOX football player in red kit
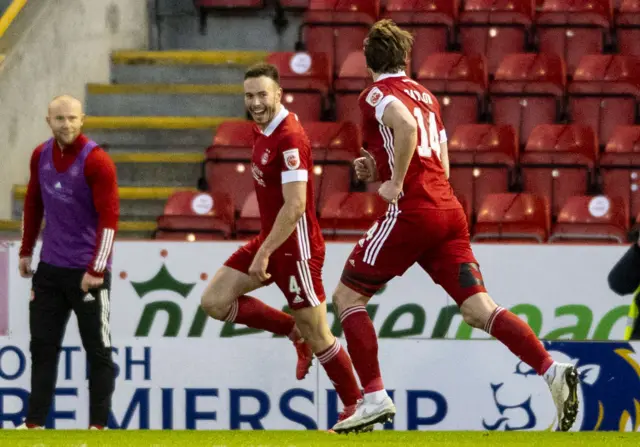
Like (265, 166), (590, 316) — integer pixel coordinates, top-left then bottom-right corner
(200, 63), (364, 425)
(330, 20), (579, 434)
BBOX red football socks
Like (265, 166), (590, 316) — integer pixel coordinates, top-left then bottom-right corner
(317, 339), (362, 407)
(340, 305), (385, 393)
(486, 306), (554, 375)
(225, 295), (296, 337)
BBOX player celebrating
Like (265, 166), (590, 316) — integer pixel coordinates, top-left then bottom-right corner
(330, 20), (579, 433)
(200, 63), (364, 423)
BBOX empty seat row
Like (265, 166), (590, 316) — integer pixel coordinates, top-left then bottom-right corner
(473, 193), (629, 243)
(450, 123), (640, 222)
(203, 119), (640, 229)
(155, 190), (632, 244)
(196, 1), (640, 76)
(196, 0), (632, 12)
(204, 120), (360, 218)
(268, 51), (640, 148)
(295, 0), (640, 77)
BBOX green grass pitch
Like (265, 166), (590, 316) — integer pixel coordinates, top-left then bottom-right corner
(1, 431), (639, 447)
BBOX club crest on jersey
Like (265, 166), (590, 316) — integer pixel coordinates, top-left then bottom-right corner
(283, 148), (300, 170)
(261, 149), (270, 165)
(366, 87), (384, 107)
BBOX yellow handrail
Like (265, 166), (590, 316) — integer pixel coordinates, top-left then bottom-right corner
(0, 0), (27, 40)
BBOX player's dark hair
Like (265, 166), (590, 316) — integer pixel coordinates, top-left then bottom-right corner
(244, 63), (280, 85)
(364, 19), (413, 74)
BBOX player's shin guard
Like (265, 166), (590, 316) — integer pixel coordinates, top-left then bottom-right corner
(317, 339), (362, 407)
(340, 306), (385, 393)
(225, 296), (296, 337)
(486, 306), (554, 375)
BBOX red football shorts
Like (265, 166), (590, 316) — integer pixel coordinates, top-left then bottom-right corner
(341, 206), (487, 306)
(224, 236), (327, 310)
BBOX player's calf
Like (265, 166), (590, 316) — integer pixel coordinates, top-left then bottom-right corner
(459, 292), (497, 329)
(293, 305), (362, 407)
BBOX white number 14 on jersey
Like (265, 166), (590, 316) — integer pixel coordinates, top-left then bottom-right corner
(413, 108), (441, 160)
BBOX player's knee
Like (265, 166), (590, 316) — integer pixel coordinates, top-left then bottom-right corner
(299, 323), (334, 352)
(460, 292), (497, 329)
(460, 307), (485, 329)
(331, 289), (360, 316)
(200, 290), (230, 320)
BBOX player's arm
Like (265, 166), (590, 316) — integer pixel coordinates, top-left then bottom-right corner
(258, 181), (306, 258)
(250, 141), (309, 282)
(19, 146), (45, 278)
(433, 98), (449, 179)
(440, 141), (450, 179)
(382, 101), (418, 189)
(85, 149), (119, 279)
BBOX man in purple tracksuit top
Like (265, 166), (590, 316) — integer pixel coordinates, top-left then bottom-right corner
(17, 95), (119, 430)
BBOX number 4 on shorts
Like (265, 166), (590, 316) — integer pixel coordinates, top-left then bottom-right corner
(289, 275), (301, 294)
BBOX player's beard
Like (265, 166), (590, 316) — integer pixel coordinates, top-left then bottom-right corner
(250, 103), (276, 127)
(54, 129), (79, 146)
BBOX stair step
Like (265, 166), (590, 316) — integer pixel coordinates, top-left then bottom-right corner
(110, 152), (204, 163)
(85, 84), (245, 117)
(111, 64), (248, 84)
(85, 129), (214, 151)
(111, 50), (268, 66)
(0, 219), (157, 238)
(110, 152), (204, 188)
(84, 116), (237, 130)
(109, 50), (270, 84)
(12, 186), (196, 221)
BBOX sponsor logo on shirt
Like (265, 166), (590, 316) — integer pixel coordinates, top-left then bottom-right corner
(261, 149), (270, 165)
(283, 149), (300, 170)
(251, 163), (266, 187)
(366, 87), (384, 107)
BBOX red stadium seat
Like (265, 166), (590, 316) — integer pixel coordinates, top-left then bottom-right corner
(156, 191), (235, 240)
(549, 195), (629, 243)
(536, 0), (613, 75)
(521, 124), (598, 217)
(306, 121), (360, 210)
(568, 55), (640, 147)
(301, 0), (380, 77)
(266, 52), (331, 121)
(617, 1), (640, 57)
(448, 124), (518, 221)
(319, 192), (388, 240)
(235, 191), (261, 239)
(490, 53), (566, 146)
(194, 0), (265, 33)
(472, 193), (550, 242)
(600, 125), (640, 221)
(154, 231), (227, 241)
(280, 0), (310, 8)
(459, 0), (535, 75)
(417, 53), (488, 136)
(205, 121), (255, 216)
(335, 52), (372, 124)
(194, 0), (263, 7)
(383, 0), (459, 75)
(206, 120), (255, 160)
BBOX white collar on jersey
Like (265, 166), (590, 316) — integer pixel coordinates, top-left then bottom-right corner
(261, 106), (289, 137)
(376, 71), (407, 82)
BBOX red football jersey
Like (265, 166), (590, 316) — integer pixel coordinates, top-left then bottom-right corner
(251, 107), (324, 257)
(359, 72), (461, 210)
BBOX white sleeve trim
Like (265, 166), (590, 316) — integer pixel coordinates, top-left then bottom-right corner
(375, 95), (399, 124)
(439, 129), (448, 143)
(282, 169), (308, 184)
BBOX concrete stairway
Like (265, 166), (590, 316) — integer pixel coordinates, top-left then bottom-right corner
(3, 50), (266, 239)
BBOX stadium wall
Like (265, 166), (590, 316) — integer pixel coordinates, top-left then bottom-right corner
(0, 0), (148, 220)
(1, 241), (638, 431)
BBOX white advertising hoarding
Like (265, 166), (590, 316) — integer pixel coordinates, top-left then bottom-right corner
(0, 242), (638, 431)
